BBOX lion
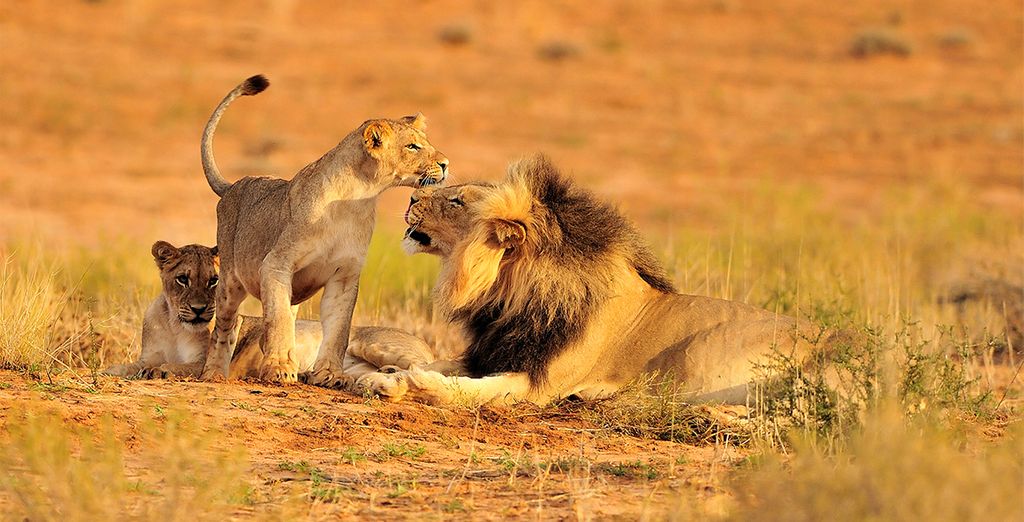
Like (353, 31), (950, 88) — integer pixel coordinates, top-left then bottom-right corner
(104, 241), (437, 382)
(358, 156), (837, 406)
(198, 75), (449, 386)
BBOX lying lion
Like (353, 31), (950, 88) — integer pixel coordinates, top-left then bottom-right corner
(198, 75), (449, 387)
(358, 156), (839, 406)
(104, 241), (436, 381)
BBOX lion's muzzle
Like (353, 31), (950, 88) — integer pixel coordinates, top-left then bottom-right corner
(418, 159), (449, 187)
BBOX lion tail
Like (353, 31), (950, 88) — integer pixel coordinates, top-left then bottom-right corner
(200, 75), (269, 197)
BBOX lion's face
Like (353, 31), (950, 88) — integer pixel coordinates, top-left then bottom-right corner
(152, 241), (220, 330)
(403, 183), (492, 257)
(363, 113), (449, 188)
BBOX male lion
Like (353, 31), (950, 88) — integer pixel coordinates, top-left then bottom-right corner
(104, 241), (437, 381)
(359, 156), (836, 406)
(198, 75), (449, 386)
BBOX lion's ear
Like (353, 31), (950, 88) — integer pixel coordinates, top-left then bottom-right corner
(402, 112), (427, 131)
(488, 219), (526, 249)
(363, 120), (394, 152)
(152, 241), (180, 268)
(209, 245), (219, 257)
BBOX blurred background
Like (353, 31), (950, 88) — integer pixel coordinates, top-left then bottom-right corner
(2, 0), (1020, 245)
(0, 0), (1021, 345)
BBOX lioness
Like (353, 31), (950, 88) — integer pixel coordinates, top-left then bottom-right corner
(359, 156), (839, 406)
(104, 241), (436, 381)
(198, 75), (449, 386)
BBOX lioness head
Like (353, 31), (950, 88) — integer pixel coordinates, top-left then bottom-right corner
(361, 113), (449, 188)
(403, 183), (493, 257)
(151, 241), (219, 330)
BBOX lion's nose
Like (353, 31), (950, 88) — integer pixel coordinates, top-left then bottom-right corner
(438, 159), (449, 173)
(190, 305), (208, 315)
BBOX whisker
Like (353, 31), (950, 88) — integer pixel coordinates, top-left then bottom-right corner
(404, 223), (419, 239)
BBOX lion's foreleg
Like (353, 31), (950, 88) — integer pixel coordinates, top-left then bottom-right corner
(305, 265), (360, 389)
(423, 359), (467, 376)
(258, 258), (299, 383)
(403, 369), (534, 407)
(202, 280), (245, 381)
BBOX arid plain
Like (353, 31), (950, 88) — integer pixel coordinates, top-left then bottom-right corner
(1, 1), (1022, 519)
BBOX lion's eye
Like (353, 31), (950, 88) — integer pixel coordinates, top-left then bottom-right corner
(208, 277), (219, 288)
(175, 275), (189, 287)
(406, 144), (422, 151)
(448, 197), (464, 207)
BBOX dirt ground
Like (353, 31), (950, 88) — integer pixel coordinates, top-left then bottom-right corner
(0, 371), (744, 519)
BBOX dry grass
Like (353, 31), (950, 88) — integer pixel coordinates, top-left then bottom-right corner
(0, 251), (68, 373)
(726, 406), (1024, 522)
(0, 403), (252, 521)
(577, 374), (754, 446)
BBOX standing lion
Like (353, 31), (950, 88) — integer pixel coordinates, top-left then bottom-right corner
(198, 75), (449, 387)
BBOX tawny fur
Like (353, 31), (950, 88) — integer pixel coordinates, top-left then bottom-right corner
(198, 75), (449, 387)
(359, 156), (837, 407)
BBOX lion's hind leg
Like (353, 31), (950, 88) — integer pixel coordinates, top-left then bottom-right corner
(347, 327), (435, 370)
(339, 327), (434, 393)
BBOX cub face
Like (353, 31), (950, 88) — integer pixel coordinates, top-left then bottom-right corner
(362, 113), (449, 188)
(151, 241), (219, 330)
(403, 183), (492, 257)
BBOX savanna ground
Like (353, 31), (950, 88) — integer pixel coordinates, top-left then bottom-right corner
(1, 1), (1023, 519)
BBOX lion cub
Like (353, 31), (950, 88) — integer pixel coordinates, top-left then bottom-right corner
(197, 75), (449, 386)
(103, 241), (314, 379)
(104, 241), (437, 381)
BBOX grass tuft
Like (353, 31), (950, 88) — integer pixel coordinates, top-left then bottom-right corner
(579, 374), (754, 446)
(0, 252), (68, 373)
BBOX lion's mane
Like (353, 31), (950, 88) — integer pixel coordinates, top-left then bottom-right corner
(437, 155), (675, 385)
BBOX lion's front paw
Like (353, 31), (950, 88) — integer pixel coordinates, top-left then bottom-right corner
(102, 364), (129, 378)
(138, 366), (170, 380)
(301, 359), (352, 389)
(355, 371), (409, 402)
(260, 357), (299, 384)
(403, 366), (455, 405)
(200, 367), (227, 383)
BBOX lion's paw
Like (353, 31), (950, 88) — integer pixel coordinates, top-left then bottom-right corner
(200, 367), (227, 383)
(260, 356), (299, 384)
(138, 366), (170, 380)
(301, 360), (352, 389)
(403, 366), (457, 405)
(102, 364), (130, 378)
(355, 371), (409, 402)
